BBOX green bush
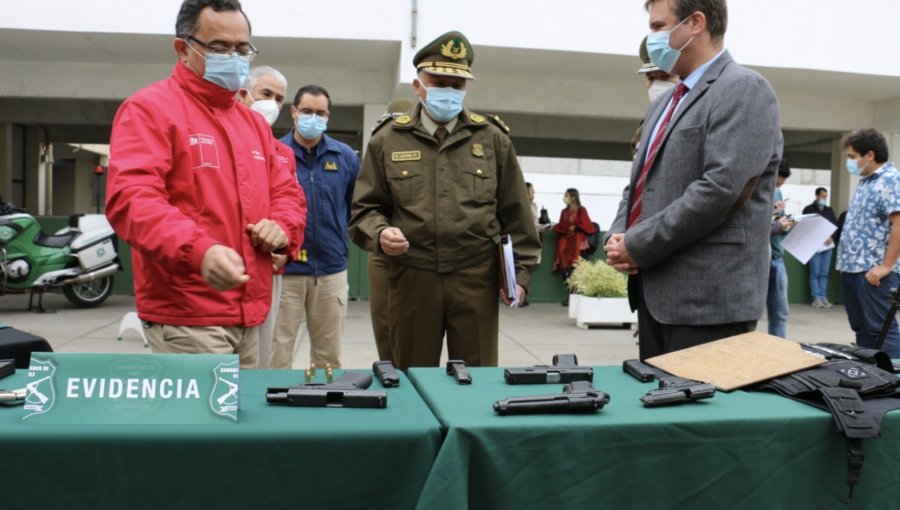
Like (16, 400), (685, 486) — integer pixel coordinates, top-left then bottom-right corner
(565, 258), (628, 298)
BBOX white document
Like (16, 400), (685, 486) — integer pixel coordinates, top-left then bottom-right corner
(782, 214), (838, 264)
(500, 235), (519, 307)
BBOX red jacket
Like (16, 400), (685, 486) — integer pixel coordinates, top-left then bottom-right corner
(106, 62), (306, 327)
(552, 206), (596, 271)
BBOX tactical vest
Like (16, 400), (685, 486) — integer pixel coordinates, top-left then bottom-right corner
(753, 343), (900, 502)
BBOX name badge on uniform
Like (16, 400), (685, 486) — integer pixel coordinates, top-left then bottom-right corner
(324, 161), (338, 171)
(472, 144), (484, 157)
(392, 151), (421, 162)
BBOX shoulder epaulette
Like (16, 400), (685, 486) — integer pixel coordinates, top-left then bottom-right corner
(486, 113), (510, 133)
(371, 115), (395, 135)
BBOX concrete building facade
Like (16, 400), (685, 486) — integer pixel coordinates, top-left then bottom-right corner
(2, 0), (900, 220)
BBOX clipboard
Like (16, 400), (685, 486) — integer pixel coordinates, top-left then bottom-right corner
(498, 235), (519, 307)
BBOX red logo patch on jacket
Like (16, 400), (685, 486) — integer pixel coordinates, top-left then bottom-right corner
(189, 134), (220, 169)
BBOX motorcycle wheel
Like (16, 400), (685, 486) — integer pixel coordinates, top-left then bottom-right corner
(63, 276), (114, 308)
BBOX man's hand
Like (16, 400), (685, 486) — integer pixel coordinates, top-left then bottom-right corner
(777, 217), (795, 232)
(825, 236), (834, 246)
(379, 227), (409, 256)
(201, 244), (250, 291)
(502, 284), (526, 307)
(604, 233), (640, 274)
(272, 253), (288, 271)
(866, 264), (892, 287)
(247, 219), (287, 253)
(773, 200), (786, 215)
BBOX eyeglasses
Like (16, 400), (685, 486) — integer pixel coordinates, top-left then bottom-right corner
(185, 36), (258, 62)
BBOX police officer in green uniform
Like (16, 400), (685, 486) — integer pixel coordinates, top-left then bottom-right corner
(631, 36), (680, 159)
(350, 31), (540, 369)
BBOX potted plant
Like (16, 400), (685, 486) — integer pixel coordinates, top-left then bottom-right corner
(565, 258), (636, 328)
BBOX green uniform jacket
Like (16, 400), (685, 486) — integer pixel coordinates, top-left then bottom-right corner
(349, 104), (540, 289)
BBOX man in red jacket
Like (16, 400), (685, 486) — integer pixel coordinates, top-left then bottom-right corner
(106, 0), (306, 368)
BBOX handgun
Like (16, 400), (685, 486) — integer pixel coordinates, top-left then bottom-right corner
(494, 380), (610, 415)
(266, 371), (387, 408)
(504, 354), (593, 384)
(640, 377), (716, 407)
(622, 359), (657, 382)
(446, 360), (472, 385)
(372, 360), (400, 387)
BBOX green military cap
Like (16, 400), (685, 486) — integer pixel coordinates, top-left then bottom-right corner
(413, 31), (475, 80)
(637, 35), (660, 74)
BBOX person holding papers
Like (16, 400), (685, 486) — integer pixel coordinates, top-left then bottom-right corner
(802, 188), (838, 308)
(767, 160), (793, 338)
(349, 31), (540, 369)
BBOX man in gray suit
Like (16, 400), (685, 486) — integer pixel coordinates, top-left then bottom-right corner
(605, 0), (783, 360)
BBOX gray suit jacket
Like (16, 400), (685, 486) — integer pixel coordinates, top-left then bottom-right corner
(607, 51), (783, 325)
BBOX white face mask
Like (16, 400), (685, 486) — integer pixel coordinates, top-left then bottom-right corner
(250, 98), (281, 126)
(647, 79), (677, 103)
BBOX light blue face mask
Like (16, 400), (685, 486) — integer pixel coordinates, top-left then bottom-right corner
(846, 157), (867, 176)
(646, 17), (694, 74)
(423, 86), (466, 123)
(297, 113), (328, 139)
(817, 199), (828, 208)
(203, 52), (250, 92)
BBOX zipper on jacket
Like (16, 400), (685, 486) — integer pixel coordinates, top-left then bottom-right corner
(305, 146), (319, 286)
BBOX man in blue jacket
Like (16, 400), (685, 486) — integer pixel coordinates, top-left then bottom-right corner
(271, 84), (360, 369)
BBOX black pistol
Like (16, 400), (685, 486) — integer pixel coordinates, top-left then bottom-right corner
(504, 354), (593, 384)
(266, 371), (387, 408)
(447, 360), (472, 384)
(494, 380), (610, 415)
(372, 360), (400, 387)
(622, 359), (657, 383)
(640, 377), (716, 407)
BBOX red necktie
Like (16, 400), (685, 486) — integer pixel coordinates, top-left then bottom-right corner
(627, 83), (688, 228)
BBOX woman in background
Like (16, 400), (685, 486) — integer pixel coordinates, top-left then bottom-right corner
(553, 188), (596, 304)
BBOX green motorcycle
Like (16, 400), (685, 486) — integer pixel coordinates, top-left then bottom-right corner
(0, 199), (119, 310)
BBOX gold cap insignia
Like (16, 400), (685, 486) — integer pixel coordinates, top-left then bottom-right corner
(396, 115), (411, 125)
(441, 38), (468, 60)
(472, 143), (484, 157)
(469, 113), (485, 123)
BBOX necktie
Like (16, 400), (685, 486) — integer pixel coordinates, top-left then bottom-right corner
(627, 82), (688, 228)
(434, 126), (448, 146)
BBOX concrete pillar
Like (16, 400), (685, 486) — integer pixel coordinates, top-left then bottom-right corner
(829, 134), (858, 216)
(0, 123), (11, 201)
(24, 126), (45, 213)
(361, 103), (388, 157)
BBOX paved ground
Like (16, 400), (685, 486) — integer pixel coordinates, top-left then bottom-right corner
(0, 291), (858, 369)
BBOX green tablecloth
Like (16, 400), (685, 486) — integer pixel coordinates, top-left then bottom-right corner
(408, 366), (900, 510)
(0, 369), (441, 510)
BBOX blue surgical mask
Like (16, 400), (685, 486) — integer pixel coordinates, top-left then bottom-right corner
(203, 53), (250, 91)
(423, 86), (466, 123)
(846, 157), (867, 176)
(297, 113), (328, 139)
(646, 17), (694, 74)
(817, 199), (828, 208)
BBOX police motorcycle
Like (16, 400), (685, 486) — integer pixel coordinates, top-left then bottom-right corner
(0, 199), (119, 309)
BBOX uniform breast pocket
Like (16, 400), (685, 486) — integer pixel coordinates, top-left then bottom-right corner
(386, 164), (425, 204)
(460, 164), (496, 202)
